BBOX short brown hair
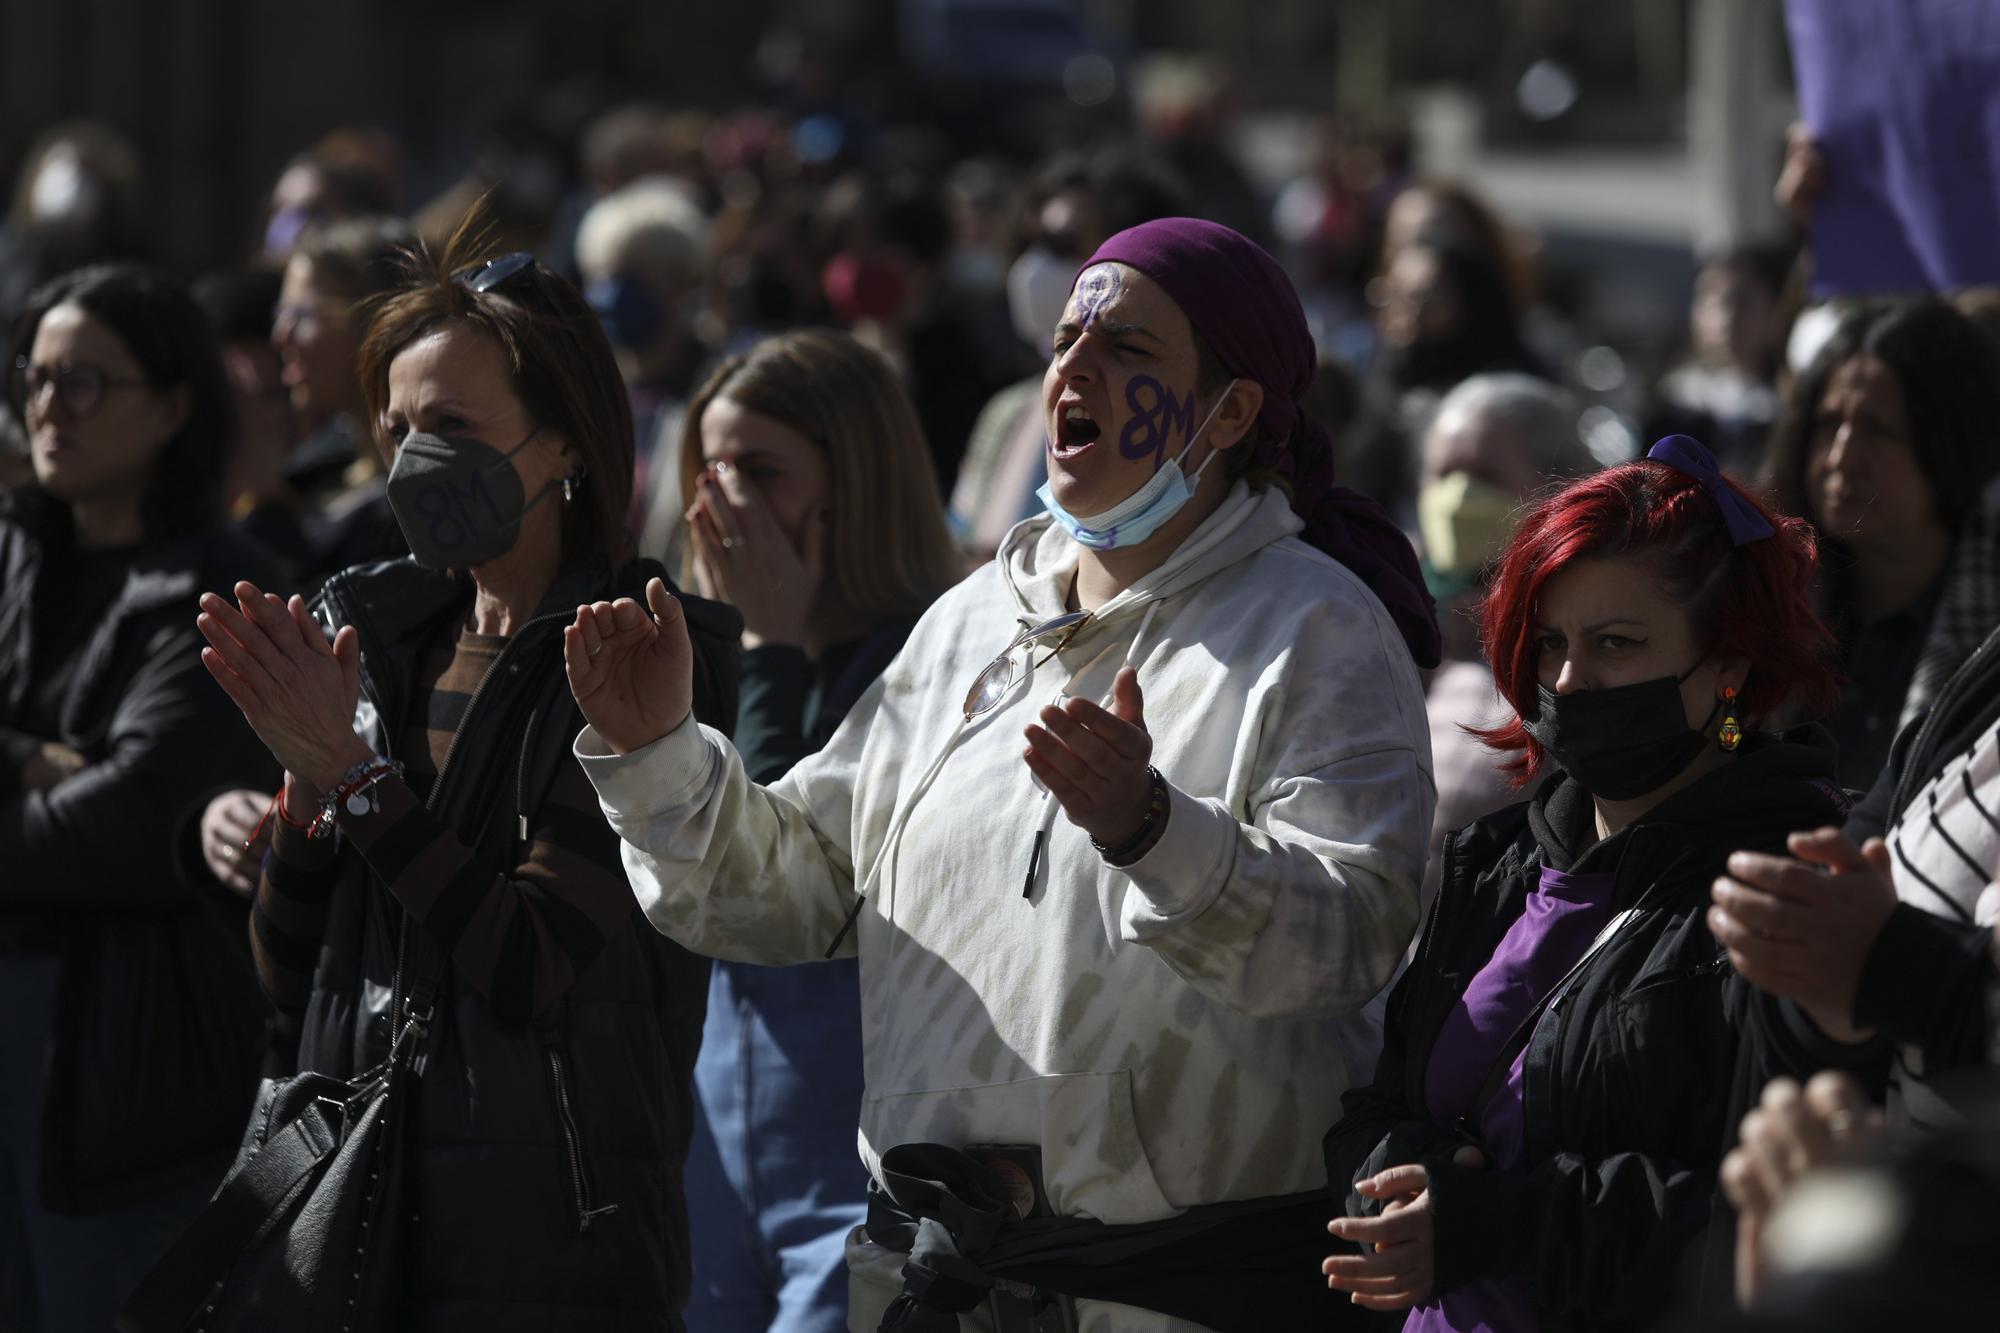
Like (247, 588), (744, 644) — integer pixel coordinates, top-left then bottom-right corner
(356, 208), (633, 567)
(679, 330), (958, 624)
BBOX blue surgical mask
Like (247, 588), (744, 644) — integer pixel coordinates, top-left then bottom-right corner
(1036, 381), (1237, 550)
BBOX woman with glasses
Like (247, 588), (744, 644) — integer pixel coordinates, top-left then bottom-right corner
(674, 329), (959, 1332)
(270, 215), (416, 585)
(0, 264), (285, 1331)
(187, 224), (740, 1329)
(569, 218), (1440, 1330)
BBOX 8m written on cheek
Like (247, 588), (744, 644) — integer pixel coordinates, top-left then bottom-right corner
(1119, 376), (1195, 467)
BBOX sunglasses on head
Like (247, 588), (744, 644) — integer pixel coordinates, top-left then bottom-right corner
(452, 252), (563, 313)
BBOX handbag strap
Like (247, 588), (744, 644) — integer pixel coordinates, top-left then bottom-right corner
(1455, 907), (1637, 1144)
(115, 1102), (342, 1333)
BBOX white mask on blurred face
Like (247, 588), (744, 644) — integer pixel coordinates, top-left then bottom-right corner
(1007, 245), (1075, 352)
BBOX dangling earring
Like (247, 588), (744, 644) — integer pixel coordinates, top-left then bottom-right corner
(1717, 686), (1742, 752)
(562, 474), (576, 506)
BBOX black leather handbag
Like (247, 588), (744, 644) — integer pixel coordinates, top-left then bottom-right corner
(117, 915), (446, 1333)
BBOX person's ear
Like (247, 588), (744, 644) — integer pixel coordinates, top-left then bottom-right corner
(1206, 379), (1265, 451)
(152, 384), (194, 448)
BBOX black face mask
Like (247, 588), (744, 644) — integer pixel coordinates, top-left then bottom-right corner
(1523, 664), (1725, 801)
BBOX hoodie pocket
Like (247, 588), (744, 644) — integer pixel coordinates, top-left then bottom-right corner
(861, 1067), (1178, 1224)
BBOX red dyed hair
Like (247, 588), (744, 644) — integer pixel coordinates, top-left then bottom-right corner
(1478, 458), (1839, 785)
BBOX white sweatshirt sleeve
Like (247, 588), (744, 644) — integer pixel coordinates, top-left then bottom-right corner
(1113, 586), (1435, 1020)
(574, 710), (863, 965)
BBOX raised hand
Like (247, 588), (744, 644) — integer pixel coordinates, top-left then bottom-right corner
(564, 577), (693, 755)
(1709, 826), (1898, 1042)
(686, 461), (824, 650)
(196, 581), (371, 789)
(1022, 666), (1154, 850)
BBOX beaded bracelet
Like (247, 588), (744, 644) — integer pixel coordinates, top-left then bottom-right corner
(1091, 766), (1170, 866)
(312, 757), (404, 839)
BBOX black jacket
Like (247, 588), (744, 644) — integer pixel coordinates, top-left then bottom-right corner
(295, 556), (739, 1332)
(1324, 730), (1876, 1332)
(1846, 621), (2000, 1099)
(0, 490), (283, 1211)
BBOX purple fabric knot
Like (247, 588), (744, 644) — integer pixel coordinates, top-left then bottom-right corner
(1081, 217), (1441, 668)
(1647, 434), (1776, 545)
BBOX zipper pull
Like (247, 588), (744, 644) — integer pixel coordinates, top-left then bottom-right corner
(519, 814), (529, 841)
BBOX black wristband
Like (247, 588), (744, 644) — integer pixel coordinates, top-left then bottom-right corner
(1092, 766), (1169, 865)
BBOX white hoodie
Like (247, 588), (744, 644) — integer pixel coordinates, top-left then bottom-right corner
(578, 480), (1434, 1331)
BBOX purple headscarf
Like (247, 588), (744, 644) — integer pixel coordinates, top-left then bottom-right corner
(1081, 217), (1441, 667)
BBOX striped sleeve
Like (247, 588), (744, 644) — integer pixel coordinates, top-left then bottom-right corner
(252, 800), (340, 1013)
(334, 755), (634, 1023)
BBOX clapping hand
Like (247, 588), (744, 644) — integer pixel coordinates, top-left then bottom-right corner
(196, 581), (371, 791)
(565, 577), (694, 756)
(1721, 1072), (1882, 1306)
(686, 461), (823, 650)
(1022, 667), (1155, 851)
(1709, 827), (1898, 1042)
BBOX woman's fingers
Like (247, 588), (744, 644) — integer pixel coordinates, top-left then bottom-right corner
(575, 603), (607, 659)
(1024, 723), (1100, 797)
(1022, 744), (1090, 811)
(1330, 1203), (1429, 1246)
(1710, 878), (1812, 945)
(645, 578), (684, 638)
(200, 646), (265, 714)
(200, 593), (292, 684)
(1707, 902), (1808, 963)
(236, 582), (314, 664)
(610, 596), (652, 635)
(1063, 694), (1151, 761)
(700, 471), (751, 549)
(1323, 1246), (1423, 1280)
(1037, 705), (1120, 779)
(1786, 826), (1870, 874)
(1357, 1164), (1431, 1199)
(1804, 1070), (1881, 1146)
(197, 609), (282, 699)
(1720, 1142), (1775, 1218)
(1756, 1078), (1832, 1178)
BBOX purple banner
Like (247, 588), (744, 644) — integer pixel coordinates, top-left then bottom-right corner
(1785, 0), (2000, 293)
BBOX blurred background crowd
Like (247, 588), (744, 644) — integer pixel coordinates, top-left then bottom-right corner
(2, 0), (1997, 1329)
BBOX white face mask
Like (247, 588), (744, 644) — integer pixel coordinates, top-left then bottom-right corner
(1036, 381), (1239, 550)
(1007, 245), (1076, 351)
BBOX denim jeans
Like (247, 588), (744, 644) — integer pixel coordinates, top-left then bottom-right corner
(683, 957), (869, 1333)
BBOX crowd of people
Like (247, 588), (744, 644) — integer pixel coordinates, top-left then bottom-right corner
(0, 69), (1995, 1333)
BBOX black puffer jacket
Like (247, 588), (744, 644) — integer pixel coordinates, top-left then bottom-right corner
(1324, 729), (1878, 1332)
(295, 556), (738, 1332)
(0, 490), (282, 1211)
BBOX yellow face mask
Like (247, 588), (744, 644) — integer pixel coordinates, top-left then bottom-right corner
(1417, 470), (1519, 579)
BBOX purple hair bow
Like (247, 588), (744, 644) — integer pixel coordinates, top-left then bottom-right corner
(1646, 434), (1775, 545)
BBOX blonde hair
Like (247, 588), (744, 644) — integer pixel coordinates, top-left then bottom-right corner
(680, 330), (959, 625)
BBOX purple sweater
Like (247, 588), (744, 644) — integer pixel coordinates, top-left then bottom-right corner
(1405, 865), (1617, 1333)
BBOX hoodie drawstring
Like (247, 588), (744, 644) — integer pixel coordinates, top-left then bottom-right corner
(1021, 600), (1163, 901)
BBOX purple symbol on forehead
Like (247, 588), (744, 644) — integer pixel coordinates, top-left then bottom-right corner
(1073, 264), (1121, 328)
